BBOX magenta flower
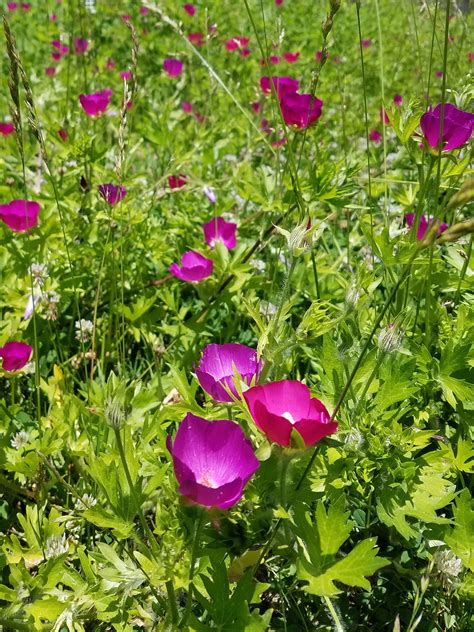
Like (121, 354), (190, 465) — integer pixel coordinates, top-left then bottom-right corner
(361, 38), (372, 48)
(163, 59), (183, 77)
(45, 66), (56, 76)
(203, 217), (237, 250)
(394, 94), (403, 106)
(188, 32), (204, 46)
(58, 128), (68, 141)
(21, 2), (29, 10)
(269, 55), (280, 65)
(98, 184), (127, 205)
(167, 413), (259, 510)
(420, 103), (474, 152)
(435, 70), (444, 78)
(280, 92), (323, 129)
(0, 341), (32, 372)
(7, 2), (17, 10)
(74, 38), (88, 55)
(106, 58), (116, 70)
(315, 50), (324, 61)
(369, 129), (381, 143)
(283, 52), (300, 63)
(140, 5), (149, 15)
(183, 3), (196, 16)
(182, 101), (193, 113)
(225, 37), (249, 52)
(380, 108), (390, 125)
(169, 250), (213, 283)
(120, 70), (132, 80)
(195, 343), (261, 403)
(168, 174), (187, 189)
(260, 76), (299, 100)
(79, 89), (112, 117)
(0, 199), (40, 232)
(244, 380), (337, 448)
(0, 122), (14, 136)
(405, 213), (448, 241)
(275, 0), (284, 5)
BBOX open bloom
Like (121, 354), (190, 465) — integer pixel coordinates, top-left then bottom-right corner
(195, 343), (261, 402)
(405, 213), (448, 241)
(244, 380), (337, 448)
(0, 341), (32, 371)
(369, 129), (382, 143)
(79, 89), (112, 117)
(260, 76), (299, 100)
(163, 59), (183, 77)
(280, 92), (323, 128)
(168, 174), (187, 189)
(98, 184), (127, 205)
(0, 199), (40, 232)
(420, 103), (474, 151)
(225, 36), (249, 52)
(203, 217), (237, 250)
(283, 52), (300, 63)
(183, 3), (196, 16)
(74, 38), (88, 55)
(188, 32), (204, 46)
(169, 250), (213, 283)
(167, 413), (259, 510)
(0, 122), (14, 136)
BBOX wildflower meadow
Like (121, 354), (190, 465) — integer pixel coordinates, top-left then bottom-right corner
(0, 0), (473, 630)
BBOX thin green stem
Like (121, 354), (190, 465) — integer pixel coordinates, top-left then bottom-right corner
(454, 234), (472, 305)
(179, 510), (205, 628)
(323, 595), (345, 632)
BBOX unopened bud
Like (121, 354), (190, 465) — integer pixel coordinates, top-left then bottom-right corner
(377, 322), (403, 354)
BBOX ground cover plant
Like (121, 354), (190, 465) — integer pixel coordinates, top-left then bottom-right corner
(0, 0), (473, 630)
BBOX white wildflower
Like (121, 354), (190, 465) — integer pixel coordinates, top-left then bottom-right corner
(75, 319), (94, 344)
(44, 534), (68, 560)
(10, 431), (30, 450)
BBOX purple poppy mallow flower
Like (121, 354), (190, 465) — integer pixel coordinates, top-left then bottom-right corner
(167, 413), (259, 510)
(0, 199), (40, 232)
(420, 103), (474, 152)
(244, 380), (338, 448)
(203, 217), (237, 250)
(260, 76), (299, 100)
(169, 250), (213, 283)
(74, 38), (88, 55)
(98, 184), (127, 205)
(183, 3), (196, 16)
(280, 92), (323, 129)
(0, 122), (15, 136)
(394, 94), (403, 106)
(79, 89), (112, 117)
(195, 343), (261, 403)
(369, 129), (382, 143)
(163, 59), (183, 77)
(0, 341), (32, 371)
(405, 213), (448, 241)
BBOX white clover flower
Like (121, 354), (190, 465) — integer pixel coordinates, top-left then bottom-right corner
(74, 493), (97, 511)
(250, 259), (266, 272)
(29, 263), (48, 286)
(44, 534), (68, 560)
(11, 431), (30, 450)
(433, 549), (463, 589)
(75, 319), (94, 344)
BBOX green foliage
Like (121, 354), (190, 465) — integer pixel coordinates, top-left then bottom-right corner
(293, 502), (389, 596)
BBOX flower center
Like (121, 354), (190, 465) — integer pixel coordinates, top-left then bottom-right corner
(198, 469), (219, 488)
(281, 411), (296, 425)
